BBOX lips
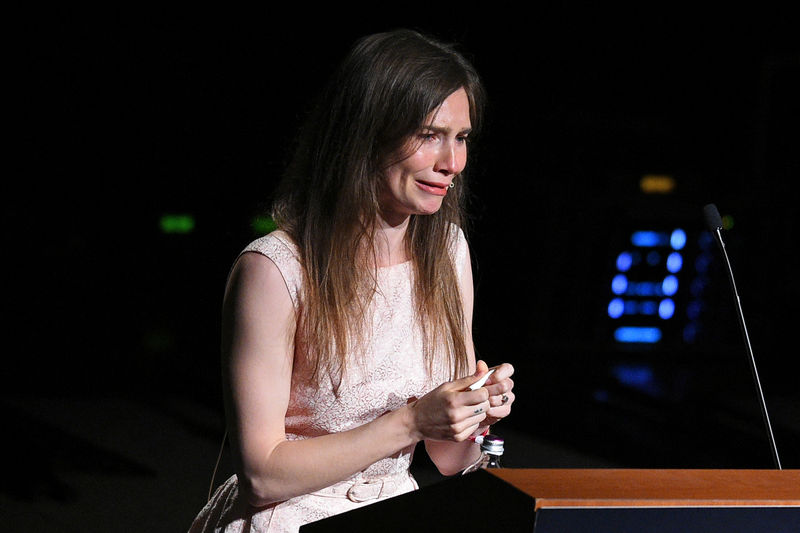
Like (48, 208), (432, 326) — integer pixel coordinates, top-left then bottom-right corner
(415, 179), (449, 196)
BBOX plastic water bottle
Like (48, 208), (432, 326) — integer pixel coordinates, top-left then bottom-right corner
(461, 434), (504, 475)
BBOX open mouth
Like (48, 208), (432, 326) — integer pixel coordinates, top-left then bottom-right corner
(415, 179), (449, 196)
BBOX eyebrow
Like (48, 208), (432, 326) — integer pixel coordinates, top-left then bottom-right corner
(421, 125), (473, 135)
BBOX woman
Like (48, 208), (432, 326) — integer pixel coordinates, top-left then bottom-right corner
(189, 28), (515, 532)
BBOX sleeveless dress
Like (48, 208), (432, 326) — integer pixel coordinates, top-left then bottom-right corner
(189, 227), (469, 533)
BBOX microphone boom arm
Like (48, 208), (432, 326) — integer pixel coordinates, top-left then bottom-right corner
(711, 225), (782, 470)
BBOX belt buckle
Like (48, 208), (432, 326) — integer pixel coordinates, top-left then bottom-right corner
(346, 479), (385, 502)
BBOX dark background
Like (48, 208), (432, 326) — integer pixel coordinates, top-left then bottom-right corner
(5, 5), (799, 531)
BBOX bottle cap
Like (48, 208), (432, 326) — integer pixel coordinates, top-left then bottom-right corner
(480, 434), (504, 456)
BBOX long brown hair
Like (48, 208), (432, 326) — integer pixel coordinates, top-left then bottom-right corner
(271, 29), (485, 386)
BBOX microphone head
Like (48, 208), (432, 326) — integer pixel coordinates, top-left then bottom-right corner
(703, 203), (723, 231)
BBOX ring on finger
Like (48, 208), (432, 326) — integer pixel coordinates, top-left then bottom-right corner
(501, 394), (509, 404)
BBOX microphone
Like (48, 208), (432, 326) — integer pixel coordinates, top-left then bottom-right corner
(703, 203), (782, 469)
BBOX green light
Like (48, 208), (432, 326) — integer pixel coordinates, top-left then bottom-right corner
(722, 214), (734, 230)
(252, 215), (277, 235)
(160, 214), (195, 234)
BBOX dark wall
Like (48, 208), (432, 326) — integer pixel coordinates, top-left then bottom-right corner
(8, 6), (799, 468)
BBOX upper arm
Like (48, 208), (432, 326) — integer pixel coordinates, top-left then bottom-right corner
(221, 251), (296, 476)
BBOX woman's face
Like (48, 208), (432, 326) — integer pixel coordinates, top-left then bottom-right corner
(379, 88), (472, 226)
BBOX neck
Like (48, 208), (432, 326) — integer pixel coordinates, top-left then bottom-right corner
(374, 214), (410, 267)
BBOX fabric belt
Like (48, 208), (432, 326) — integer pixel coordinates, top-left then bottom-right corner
(311, 470), (413, 503)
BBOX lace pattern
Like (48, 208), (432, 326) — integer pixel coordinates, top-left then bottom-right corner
(189, 226), (468, 532)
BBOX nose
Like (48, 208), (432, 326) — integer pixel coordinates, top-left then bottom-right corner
(433, 141), (463, 176)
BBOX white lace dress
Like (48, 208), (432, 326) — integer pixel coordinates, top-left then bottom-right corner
(189, 227), (468, 532)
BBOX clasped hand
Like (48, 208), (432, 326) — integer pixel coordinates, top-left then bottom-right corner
(409, 360), (515, 442)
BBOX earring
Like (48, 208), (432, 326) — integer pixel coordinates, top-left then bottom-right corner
(449, 182), (455, 189)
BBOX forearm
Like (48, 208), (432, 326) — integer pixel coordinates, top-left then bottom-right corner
(239, 405), (418, 506)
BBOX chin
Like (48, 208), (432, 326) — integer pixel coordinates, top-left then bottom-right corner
(414, 206), (443, 217)
(416, 200), (446, 216)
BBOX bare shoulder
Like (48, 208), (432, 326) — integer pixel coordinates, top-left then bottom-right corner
(224, 251), (295, 318)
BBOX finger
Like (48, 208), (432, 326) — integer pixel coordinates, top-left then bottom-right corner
(475, 359), (489, 374)
(463, 398), (491, 419)
(487, 391), (514, 416)
(488, 394), (506, 408)
(452, 365), (492, 391)
(485, 377), (514, 398)
(453, 421), (484, 442)
(486, 363), (514, 383)
(443, 406), (487, 440)
(457, 387), (490, 407)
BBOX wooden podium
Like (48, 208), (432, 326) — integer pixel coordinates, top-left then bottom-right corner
(490, 468), (800, 532)
(301, 468), (800, 531)
(490, 468), (800, 508)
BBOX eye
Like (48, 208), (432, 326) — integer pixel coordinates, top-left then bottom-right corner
(418, 132), (438, 142)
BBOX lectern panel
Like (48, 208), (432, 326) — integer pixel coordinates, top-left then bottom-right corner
(300, 469), (536, 532)
(534, 506), (800, 533)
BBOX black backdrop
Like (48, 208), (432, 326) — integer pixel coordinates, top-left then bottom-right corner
(7, 5), (799, 469)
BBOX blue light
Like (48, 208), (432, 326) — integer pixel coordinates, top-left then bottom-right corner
(687, 300), (703, 320)
(670, 229), (687, 250)
(616, 251), (633, 272)
(608, 298), (625, 318)
(611, 363), (663, 397)
(639, 300), (657, 315)
(628, 281), (661, 296)
(698, 231), (713, 250)
(612, 364), (654, 388)
(646, 250), (661, 265)
(611, 274), (628, 295)
(666, 252), (683, 273)
(683, 323), (698, 343)
(662, 275), (679, 296)
(690, 278), (707, 297)
(631, 231), (667, 247)
(658, 298), (675, 319)
(695, 253), (711, 273)
(593, 389), (609, 403)
(614, 326), (662, 343)
(624, 300), (638, 315)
